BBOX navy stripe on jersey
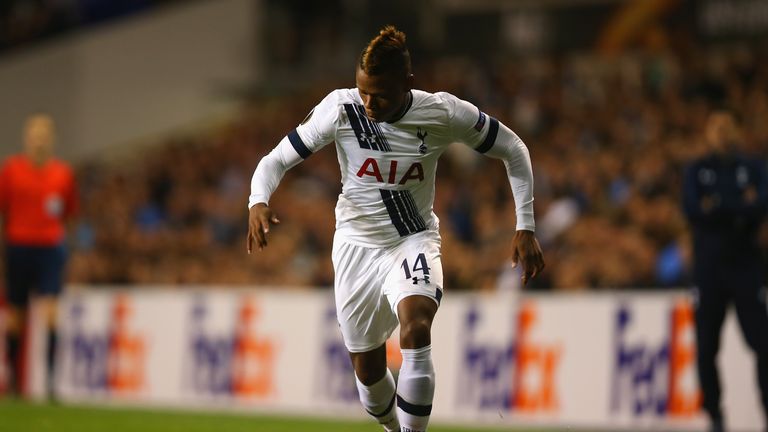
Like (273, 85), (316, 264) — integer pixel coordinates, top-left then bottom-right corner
(353, 104), (381, 151)
(344, 104), (370, 149)
(287, 129), (312, 159)
(364, 107), (392, 151)
(355, 104), (392, 152)
(371, 121), (392, 152)
(475, 117), (499, 154)
(380, 190), (409, 236)
(400, 190), (427, 232)
(344, 104), (391, 152)
(380, 189), (426, 237)
(397, 394), (432, 416)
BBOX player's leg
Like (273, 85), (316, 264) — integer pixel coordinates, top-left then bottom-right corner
(730, 263), (768, 428)
(4, 245), (33, 396)
(349, 345), (400, 432)
(333, 236), (400, 432)
(692, 266), (728, 429)
(37, 244), (67, 399)
(396, 295), (438, 432)
(4, 306), (23, 396)
(386, 230), (444, 432)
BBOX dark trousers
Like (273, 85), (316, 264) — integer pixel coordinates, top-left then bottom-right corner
(5, 243), (66, 306)
(693, 258), (768, 425)
(4, 243), (65, 396)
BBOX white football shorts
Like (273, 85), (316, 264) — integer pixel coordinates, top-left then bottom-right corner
(332, 229), (444, 353)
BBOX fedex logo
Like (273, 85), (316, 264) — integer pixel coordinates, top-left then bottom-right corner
(66, 294), (146, 394)
(187, 296), (276, 398)
(667, 301), (701, 416)
(611, 301), (700, 417)
(459, 301), (560, 414)
(188, 299), (232, 395)
(458, 303), (514, 409)
(357, 158), (424, 185)
(318, 306), (356, 402)
(513, 302), (561, 412)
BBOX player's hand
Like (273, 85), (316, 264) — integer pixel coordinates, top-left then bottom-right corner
(247, 203), (280, 253)
(511, 230), (545, 286)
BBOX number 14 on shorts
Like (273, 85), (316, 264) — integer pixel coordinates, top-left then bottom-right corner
(401, 253), (430, 284)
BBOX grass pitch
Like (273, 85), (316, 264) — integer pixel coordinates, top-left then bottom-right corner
(0, 398), (564, 432)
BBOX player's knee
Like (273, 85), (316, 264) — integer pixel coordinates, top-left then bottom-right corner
(350, 350), (388, 386)
(354, 363), (387, 386)
(399, 319), (432, 349)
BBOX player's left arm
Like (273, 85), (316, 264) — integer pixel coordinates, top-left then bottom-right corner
(481, 121), (545, 285)
(444, 93), (545, 285)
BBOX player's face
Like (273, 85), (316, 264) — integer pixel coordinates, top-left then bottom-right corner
(356, 67), (412, 122)
(24, 115), (55, 157)
(705, 112), (737, 153)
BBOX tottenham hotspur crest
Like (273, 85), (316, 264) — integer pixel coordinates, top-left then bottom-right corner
(417, 127), (428, 154)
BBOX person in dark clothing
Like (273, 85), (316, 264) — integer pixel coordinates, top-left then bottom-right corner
(683, 110), (768, 432)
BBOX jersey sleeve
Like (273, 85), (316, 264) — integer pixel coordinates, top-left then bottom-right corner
(248, 91), (341, 208)
(440, 92), (536, 232)
(291, 90), (342, 156)
(438, 92), (493, 149)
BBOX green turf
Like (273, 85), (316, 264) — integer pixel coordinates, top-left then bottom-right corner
(0, 398), (559, 432)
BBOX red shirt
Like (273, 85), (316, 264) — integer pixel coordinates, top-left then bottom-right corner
(0, 155), (78, 246)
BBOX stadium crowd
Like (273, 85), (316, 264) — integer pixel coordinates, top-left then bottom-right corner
(65, 43), (768, 291)
(0, 0), (181, 52)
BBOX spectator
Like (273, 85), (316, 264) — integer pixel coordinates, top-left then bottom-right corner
(682, 110), (768, 432)
(57, 42), (767, 291)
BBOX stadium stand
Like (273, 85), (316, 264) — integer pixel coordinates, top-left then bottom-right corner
(63, 44), (768, 290)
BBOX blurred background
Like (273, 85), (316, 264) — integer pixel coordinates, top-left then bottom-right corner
(2, 1), (768, 431)
(0, 0), (766, 292)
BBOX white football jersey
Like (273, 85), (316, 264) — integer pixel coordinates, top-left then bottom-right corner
(250, 88), (535, 248)
(289, 89), (498, 247)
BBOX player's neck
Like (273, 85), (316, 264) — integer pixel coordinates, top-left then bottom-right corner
(387, 91), (413, 123)
(26, 150), (51, 166)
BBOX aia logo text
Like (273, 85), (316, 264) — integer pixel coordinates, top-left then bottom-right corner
(357, 158), (424, 185)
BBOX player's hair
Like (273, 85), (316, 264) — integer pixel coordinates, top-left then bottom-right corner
(25, 113), (54, 127)
(24, 113), (55, 136)
(359, 25), (411, 76)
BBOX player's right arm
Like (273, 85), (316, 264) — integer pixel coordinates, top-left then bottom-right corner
(247, 91), (340, 253)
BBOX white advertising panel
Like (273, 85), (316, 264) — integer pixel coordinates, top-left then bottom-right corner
(56, 289), (333, 412)
(6, 287), (760, 431)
